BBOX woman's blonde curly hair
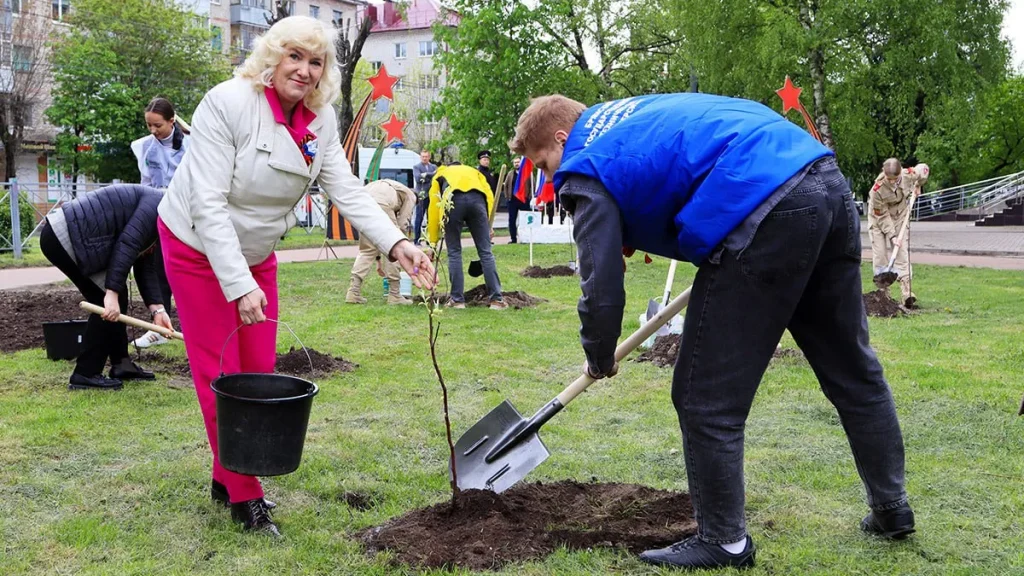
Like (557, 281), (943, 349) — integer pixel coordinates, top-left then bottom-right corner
(234, 15), (340, 110)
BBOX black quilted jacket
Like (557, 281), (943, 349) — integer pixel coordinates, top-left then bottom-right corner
(61, 184), (165, 306)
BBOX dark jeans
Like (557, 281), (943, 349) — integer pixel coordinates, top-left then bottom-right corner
(152, 244), (173, 312)
(445, 191), (502, 302)
(413, 197), (429, 244)
(40, 223), (129, 377)
(671, 159), (908, 543)
(507, 197), (527, 242)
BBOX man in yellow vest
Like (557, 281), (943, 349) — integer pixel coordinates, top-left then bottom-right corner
(868, 159), (929, 307)
(427, 162), (506, 309)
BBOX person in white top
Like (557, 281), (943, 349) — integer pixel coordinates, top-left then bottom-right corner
(131, 97), (190, 348)
(156, 16), (435, 537)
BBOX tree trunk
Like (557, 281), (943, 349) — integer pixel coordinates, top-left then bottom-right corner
(808, 46), (834, 149)
(798, 1), (834, 150)
(336, 16), (373, 143)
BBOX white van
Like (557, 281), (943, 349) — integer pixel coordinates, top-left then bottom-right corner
(292, 145), (421, 229)
(356, 145), (420, 189)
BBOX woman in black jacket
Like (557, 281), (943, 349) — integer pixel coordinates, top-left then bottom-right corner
(39, 184), (176, 390)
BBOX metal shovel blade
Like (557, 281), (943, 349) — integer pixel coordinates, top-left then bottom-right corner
(453, 400), (550, 493)
(645, 299), (672, 336)
(873, 270), (898, 289)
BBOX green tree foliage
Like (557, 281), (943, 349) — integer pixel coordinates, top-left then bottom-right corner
(46, 0), (230, 182)
(435, 0), (1015, 195)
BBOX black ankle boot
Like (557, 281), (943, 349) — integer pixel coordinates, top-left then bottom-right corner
(861, 504), (915, 540)
(211, 480), (276, 510)
(230, 499), (280, 537)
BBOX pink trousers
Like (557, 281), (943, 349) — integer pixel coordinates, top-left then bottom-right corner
(159, 219), (278, 503)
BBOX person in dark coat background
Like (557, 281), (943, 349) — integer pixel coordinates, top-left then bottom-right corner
(39, 184), (176, 391)
(476, 150), (499, 194)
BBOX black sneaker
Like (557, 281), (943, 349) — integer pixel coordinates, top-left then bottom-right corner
(861, 504), (915, 540)
(110, 361), (155, 381)
(639, 535), (756, 570)
(211, 480), (276, 510)
(69, 373), (123, 391)
(230, 498), (281, 538)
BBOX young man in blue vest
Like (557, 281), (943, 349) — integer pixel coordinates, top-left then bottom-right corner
(510, 94), (913, 570)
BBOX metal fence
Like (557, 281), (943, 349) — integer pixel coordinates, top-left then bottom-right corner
(913, 170), (1024, 221)
(0, 181), (332, 257)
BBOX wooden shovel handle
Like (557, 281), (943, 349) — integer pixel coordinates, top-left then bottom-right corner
(80, 302), (185, 341)
(556, 286), (691, 406)
(886, 196), (916, 268)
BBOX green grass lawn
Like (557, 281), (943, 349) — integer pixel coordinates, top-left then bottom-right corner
(1, 245), (1022, 575)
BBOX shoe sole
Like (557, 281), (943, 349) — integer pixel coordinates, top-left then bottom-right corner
(862, 520), (916, 540)
(68, 384), (123, 391)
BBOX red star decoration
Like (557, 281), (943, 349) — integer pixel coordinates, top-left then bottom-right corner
(368, 65), (399, 101)
(776, 76), (803, 113)
(381, 113), (406, 143)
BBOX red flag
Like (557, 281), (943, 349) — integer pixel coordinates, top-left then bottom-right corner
(535, 172), (555, 204)
(513, 158), (534, 203)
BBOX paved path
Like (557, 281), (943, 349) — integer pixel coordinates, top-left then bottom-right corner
(861, 221), (1024, 256)
(4, 222), (1022, 290)
(0, 237), (512, 290)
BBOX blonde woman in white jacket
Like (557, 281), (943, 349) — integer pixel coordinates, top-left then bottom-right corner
(157, 16), (434, 537)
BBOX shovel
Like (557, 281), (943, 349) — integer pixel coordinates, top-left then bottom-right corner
(646, 259), (678, 336)
(80, 302), (184, 341)
(454, 285), (692, 493)
(873, 195), (916, 289)
(470, 165), (508, 278)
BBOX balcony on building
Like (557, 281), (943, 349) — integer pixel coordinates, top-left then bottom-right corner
(230, 0), (273, 28)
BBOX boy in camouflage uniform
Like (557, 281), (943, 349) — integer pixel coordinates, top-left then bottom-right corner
(868, 158), (929, 307)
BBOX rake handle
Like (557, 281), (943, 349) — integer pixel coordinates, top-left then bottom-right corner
(556, 286), (691, 407)
(80, 302), (184, 341)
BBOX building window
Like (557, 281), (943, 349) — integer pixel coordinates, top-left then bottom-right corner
(418, 40), (437, 57)
(211, 26), (223, 52)
(370, 60), (382, 72)
(12, 45), (33, 72)
(284, 1), (295, 15)
(394, 77), (404, 91)
(309, 5), (319, 18)
(394, 42), (407, 59)
(11, 0), (23, 14)
(52, 0), (71, 21)
(333, 9), (343, 25)
(424, 74), (440, 89)
(237, 0), (267, 7)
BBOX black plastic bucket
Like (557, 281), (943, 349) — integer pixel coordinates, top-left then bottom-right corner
(42, 320), (88, 360)
(211, 372), (318, 476)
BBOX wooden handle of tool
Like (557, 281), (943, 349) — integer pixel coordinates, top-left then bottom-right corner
(556, 286), (691, 406)
(80, 302), (184, 341)
(662, 260), (678, 303)
(887, 196), (916, 268)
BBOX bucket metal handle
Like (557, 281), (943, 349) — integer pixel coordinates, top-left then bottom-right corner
(218, 319), (313, 376)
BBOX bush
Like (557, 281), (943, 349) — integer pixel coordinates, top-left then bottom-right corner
(0, 193), (37, 251)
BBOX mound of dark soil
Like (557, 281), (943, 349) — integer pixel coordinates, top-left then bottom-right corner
(276, 346), (356, 377)
(521, 265), (576, 278)
(415, 285), (546, 309)
(0, 285), (179, 353)
(360, 480), (695, 570)
(635, 334), (803, 368)
(863, 289), (907, 318)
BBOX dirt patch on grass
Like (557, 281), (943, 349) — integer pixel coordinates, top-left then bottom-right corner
(360, 480), (695, 571)
(339, 491), (378, 510)
(635, 334), (803, 368)
(275, 346), (356, 377)
(415, 285), (546, 309)
(0, 285), (179, 354)
(521, 265), (576, 278)
(863, 289), (907, 318)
